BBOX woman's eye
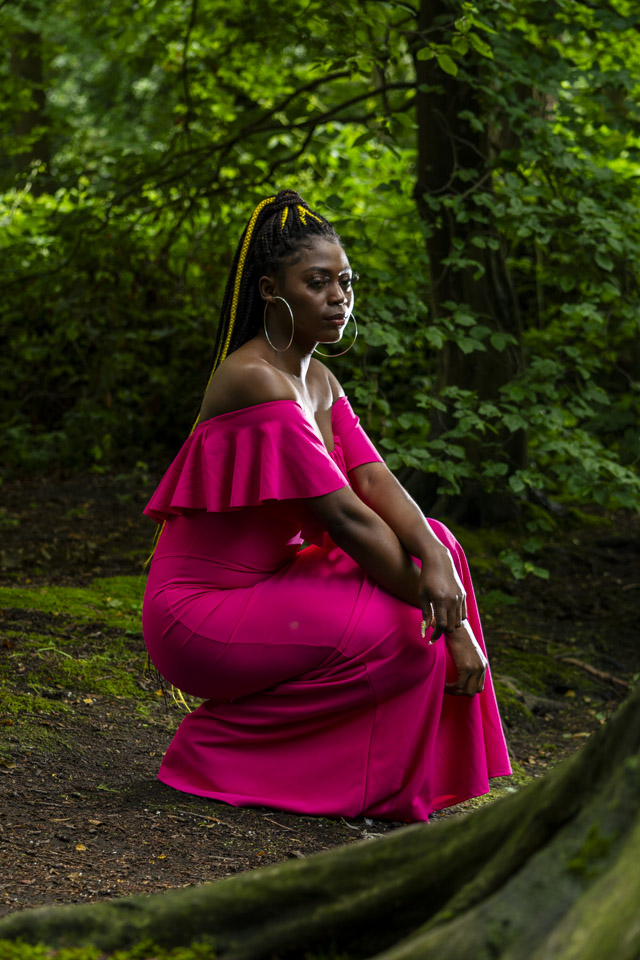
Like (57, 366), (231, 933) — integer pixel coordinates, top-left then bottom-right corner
(308, 274), (357, 290)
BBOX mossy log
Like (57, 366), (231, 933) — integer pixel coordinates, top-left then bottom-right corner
(1, 683), (640, 959)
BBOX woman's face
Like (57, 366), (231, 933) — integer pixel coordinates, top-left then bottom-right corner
(263, 239), (356, 349)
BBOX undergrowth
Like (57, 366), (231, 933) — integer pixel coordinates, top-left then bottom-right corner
(0, 940), (216, 960)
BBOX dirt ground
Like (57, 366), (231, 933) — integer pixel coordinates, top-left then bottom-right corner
(0, 472), (638, 918)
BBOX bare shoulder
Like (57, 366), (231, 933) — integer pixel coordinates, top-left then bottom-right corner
(199, 355), (297, 421)
(309, 359), (345, 404)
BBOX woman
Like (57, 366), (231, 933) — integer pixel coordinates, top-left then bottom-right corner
(142, 190), (511, 822)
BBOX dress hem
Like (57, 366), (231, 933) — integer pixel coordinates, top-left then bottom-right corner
(157, 766), (514, 822)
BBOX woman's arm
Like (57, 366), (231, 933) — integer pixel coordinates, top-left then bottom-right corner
(348, 462), (441, 555)
(323, 370), (465, 629)
(309, 483), (485, 696)
(308, 486), (420, 605)
(349, 462), (467, 632)
(307, 482), (460, 639)
(345, 462), (486, 696)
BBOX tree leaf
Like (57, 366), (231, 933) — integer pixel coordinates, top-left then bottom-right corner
(594, 250), (613, 271)
(436, 53), (458, 76)
(468, 32), (493, 58)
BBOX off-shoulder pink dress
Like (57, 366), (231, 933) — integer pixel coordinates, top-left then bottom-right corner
(142, 397), (510, 821)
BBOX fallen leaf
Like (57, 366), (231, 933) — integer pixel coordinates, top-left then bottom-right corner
(75, 843), (87, 851)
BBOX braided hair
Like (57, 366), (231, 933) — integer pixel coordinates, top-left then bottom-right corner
(146, 191), (339, 575)
(210, 189), (341, 375)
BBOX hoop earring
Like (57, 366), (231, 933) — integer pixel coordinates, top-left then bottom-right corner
(263, 296), (295, 352)
(314, 315), (358, 358)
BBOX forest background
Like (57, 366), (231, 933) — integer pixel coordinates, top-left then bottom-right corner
(2, 0), (639, 550)
(1, 0), (640, 950)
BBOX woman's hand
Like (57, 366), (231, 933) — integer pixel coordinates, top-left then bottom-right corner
(444, 620), (487, 697)
(418, 544), (467, 642)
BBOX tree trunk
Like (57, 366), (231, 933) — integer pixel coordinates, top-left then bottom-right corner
(413, 0), (526, 523)
(8, 7), (50, 192)
(1, 682), (639, 959)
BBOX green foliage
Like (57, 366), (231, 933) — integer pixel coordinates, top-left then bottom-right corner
(1, 185), (217, 469)
(0, 939), (215, 960)
(1, 0), (638, 522)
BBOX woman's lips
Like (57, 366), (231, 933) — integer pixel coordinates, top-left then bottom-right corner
(325, 315), (347, 325)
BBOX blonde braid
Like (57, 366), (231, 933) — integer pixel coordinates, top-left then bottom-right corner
(211, 196), (277, 379)
(147, 195), (280, 570)
(297, 204), (322, 226)
(142, 189), (266, 650)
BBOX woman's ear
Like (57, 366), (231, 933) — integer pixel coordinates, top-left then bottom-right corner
(258, 275), (277, 301)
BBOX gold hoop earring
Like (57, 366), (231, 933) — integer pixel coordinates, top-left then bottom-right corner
(263, 296), (295, 352)
(314, 315), (358, 358)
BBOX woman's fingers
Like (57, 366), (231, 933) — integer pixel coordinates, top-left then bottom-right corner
(432, 601), (449, 641)
(444, 621), (487, 696)
(444, 666), (486, 696)
(441, 594), (467, 635)
(460, 593), (468, 623)
(422, 595), (468, 642)
(417, 545), (467, 641)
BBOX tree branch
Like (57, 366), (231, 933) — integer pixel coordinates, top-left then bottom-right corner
(110, 80), (415, 207)
(180, 0), (199, 136)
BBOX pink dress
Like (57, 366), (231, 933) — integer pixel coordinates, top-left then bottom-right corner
(142, 397), (511, 821)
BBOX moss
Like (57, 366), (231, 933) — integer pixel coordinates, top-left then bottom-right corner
(0, 576), (146, 633)
(0, 578), (169, 756)
(497, 648), (597, 698)
(493, 679), (534, 728)
(0, 941), (216, 960)
(564, 508), (614, 529)
(566, 824), (616, 880)
(442, 521), (514, 577)
(0, 690), (72, 718)
(0, 643), (147, 705)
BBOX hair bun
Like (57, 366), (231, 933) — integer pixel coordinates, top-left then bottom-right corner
(273, 189), (309, 209)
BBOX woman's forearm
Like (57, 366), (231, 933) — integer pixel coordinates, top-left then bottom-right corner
(350, 462), (446, 562)
(347, 463), (467, 635)
(309, 488), (421, 608)
(327, 507), (422, 608)
(309, 482), (465, 635)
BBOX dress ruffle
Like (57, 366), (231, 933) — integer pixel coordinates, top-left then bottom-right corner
(144, 400), (352, 523)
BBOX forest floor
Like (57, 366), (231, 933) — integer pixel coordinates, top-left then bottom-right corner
(0, 469), (638, 919)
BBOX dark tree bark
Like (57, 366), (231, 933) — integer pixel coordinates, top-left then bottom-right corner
(9, 6), (50, 192)
(412, 0), (526, 523)
(1, 681), (639, 959)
